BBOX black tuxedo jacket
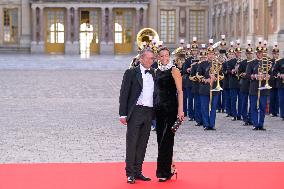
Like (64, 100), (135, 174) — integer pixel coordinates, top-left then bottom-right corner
(119, 66), (154, 121)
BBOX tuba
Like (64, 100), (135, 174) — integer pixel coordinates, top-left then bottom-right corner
(136, 28), (159, 52)
(129, 28), (160, 69)
(256, 55), (272, 109)
(258, 56), (272, 90)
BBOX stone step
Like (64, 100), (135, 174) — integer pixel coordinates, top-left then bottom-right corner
(0, 46), (30, 54)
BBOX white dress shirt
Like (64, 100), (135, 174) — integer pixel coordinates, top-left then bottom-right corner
(136, 64), (154, 107)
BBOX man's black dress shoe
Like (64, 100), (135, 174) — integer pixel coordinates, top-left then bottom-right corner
(221, 109), (225, 113)
(204, 127), (216, 131)
(252, 127), (259, 130)
(231, 117), (237, 121)
(237, 116), (242, 120)
(127, 176), (135, 184)
(243, 122), (249, 126)
(226, 114), (230, 117)
(217, 110), (221, 113)
(195, 123), (202, 126)
(258, 127), (266, 131)
(271, 114), (278, 117)
(135, 174), (151, 181)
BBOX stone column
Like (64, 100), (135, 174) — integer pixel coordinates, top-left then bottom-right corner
(101, 8), (106, 43)
(39, 7), (44, 42)
(20, 0), (31, 47)
(100, 7), (114, 54)
(0, 7), (3, 44)
(108, 7), (113, 44)
(31, 7), (37, 43)
(31, 6), (44, 53)
(274, 0), (284, 51)
(66, 7), (71, 42)
(247, 0), (255, 43)
(143, 7), (147, 27)
(66, 7), (79, 54)
(74, 7), (79, 42)
(241, 5), (244, 42)
(136, 7), (140, 35)
(148, 0), (157, 29)
(208, 0), (213, 39)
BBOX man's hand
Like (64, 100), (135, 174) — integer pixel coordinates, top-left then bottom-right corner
(257, 73), (264, 81)
(119, 117), (127, 125)
(187, 68), (191, 73)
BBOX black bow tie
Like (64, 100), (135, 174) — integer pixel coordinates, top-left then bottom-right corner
(145, 70), (151, 74)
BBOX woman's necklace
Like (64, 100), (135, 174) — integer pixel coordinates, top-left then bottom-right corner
(158, 62), (173, 71)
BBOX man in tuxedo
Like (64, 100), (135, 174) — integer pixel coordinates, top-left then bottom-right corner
(119, 48), (155, 184)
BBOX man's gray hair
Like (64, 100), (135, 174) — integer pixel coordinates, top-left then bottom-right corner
(140, 47), (154, 57)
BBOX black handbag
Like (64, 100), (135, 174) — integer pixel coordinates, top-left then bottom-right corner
(171, 119), (182, 133)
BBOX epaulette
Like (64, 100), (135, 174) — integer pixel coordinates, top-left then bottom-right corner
(275, 58), (284, 62)
(247, 58), (256, 63)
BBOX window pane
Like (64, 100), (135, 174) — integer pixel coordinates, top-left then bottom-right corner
(189, 10), (205, 42)
(3, 9), (18, 43)
(160, 10), (175, 43)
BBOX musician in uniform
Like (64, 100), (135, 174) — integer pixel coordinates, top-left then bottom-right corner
(196, 39), (219, 130)
(190, 44), (205, 126)
(227, 41), (242, 121)
(217, 35), (227, 113)
(182, 38), (197, 121)
(238, 40), (254, 126)
(273, 49), (284, 121)
(269, 42), (280, 117)
(245, 41), (270, 130)
(222, 44), (232, 118)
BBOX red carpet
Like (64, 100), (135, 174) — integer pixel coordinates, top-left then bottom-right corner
(0, 162), (283, 189)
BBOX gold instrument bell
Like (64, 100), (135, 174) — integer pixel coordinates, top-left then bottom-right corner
(172, 47), (186, 68)
(136, 28), (160, 52)
(129, 28), (160, 69)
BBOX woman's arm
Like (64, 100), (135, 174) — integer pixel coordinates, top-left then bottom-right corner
(172, 68), (185, 121)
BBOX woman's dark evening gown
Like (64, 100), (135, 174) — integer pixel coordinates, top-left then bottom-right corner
(154, 66), (178, 178)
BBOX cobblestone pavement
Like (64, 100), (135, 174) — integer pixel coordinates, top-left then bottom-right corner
(0, 56), (283, 163)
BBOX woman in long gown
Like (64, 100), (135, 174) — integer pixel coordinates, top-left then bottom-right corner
(154, 47), (185, 182)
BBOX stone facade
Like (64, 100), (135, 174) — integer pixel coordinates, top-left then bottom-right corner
(1, 0), (283, 54)
(211, 0), (284, 50)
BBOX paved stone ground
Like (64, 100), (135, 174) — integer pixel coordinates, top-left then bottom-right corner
(0, 55), (283, 163)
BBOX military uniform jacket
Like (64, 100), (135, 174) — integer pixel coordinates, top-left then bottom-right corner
(222, 60), (230, 89)
(227, 58), (240, 89)
(273, 58), (284, 88)
(182, 56), (193, 88)
(245, 59), (270, 96)
(197, 60), (218, 96)
(269, 58), (278, 88)
(190, 62), (199, 94)
(239, 59), (250, 93)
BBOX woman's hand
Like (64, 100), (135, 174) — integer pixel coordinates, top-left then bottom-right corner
(178, 110), (185, 122)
